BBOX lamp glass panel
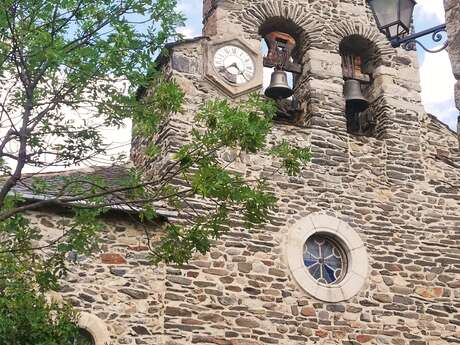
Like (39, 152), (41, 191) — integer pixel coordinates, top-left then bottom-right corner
(388, 24), (399, 38)
(370, 0), (399, 28)
(399, 0), (416, 32)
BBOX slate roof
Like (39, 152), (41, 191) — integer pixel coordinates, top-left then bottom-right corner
(7, 165), (177, 218)
(12, 165), (130, 196)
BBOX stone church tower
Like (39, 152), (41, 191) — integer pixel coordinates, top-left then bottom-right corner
(24, 1), (459, 345)
(129, 0), (460, 344)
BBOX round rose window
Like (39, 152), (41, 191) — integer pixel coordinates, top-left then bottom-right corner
(303, 234), (346, 285)
(288, 214), (368, 302)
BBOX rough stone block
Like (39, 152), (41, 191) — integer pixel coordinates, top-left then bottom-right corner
(300, 306), (316, 317)
(415, 287), (444, 299)
(356, 335), (373, 343)
(100, 253), (126, 264)
(119, 288), (149, 300)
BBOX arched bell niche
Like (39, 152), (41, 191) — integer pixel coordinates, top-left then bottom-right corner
(239, 0), (321, 127)
(259, 16), (306, 62)
(339, 34), (379, 137)
(326, 19), (395, 139)
(258, 17), (308, 125)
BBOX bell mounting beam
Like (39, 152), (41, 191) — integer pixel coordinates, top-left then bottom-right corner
(263, 32), (302, 74)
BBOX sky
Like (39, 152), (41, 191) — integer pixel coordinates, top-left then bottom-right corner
(412, 0), (458, 129)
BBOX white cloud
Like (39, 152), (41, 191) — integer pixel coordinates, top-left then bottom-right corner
(415, 0), (445, 24)
(176, 0), (203, 38)
(414, 0), (458, 130)
(177, 26), (196, 39)
(419, 51), (456, 103)
(176, 1), (197, 14)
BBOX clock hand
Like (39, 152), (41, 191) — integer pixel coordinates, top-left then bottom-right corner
(240, 72), (250, 81)
(227, 62), (251, 80)
(227, 62), (243, 73)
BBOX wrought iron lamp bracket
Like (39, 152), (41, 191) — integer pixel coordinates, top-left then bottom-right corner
(390, 24), (448, 53)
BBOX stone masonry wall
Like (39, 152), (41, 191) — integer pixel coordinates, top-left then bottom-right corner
(130, 1), (460, 345)
(157, 99), (460, 344)
(18, 2), (460, 345)
(27, 209), (166, 345)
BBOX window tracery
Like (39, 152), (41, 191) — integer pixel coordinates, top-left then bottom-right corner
(303, 234), (347, 285)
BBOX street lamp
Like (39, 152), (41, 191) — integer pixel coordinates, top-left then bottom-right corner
(367, 0), (448, 53)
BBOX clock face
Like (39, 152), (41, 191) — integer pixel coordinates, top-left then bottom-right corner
(213, 45), (255, 85)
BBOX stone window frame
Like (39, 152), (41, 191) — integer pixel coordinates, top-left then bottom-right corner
(286, 213), (368, 302)
(78, 312), (111, 345)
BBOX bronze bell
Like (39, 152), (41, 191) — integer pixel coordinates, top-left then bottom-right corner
(265, 70), (294, 100)
(344, 79), (369, 113)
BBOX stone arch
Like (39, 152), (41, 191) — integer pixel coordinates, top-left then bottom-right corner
(78, 312), (111, 345)
(45, 292), (111, 345)
(326, 20), (393, 67)
(239, 0), (321, 59)
(325, 20), (396, 138)
(238, 0), (321, 127)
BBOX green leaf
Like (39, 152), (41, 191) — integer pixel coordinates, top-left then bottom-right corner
(270, 140), (311, 176)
